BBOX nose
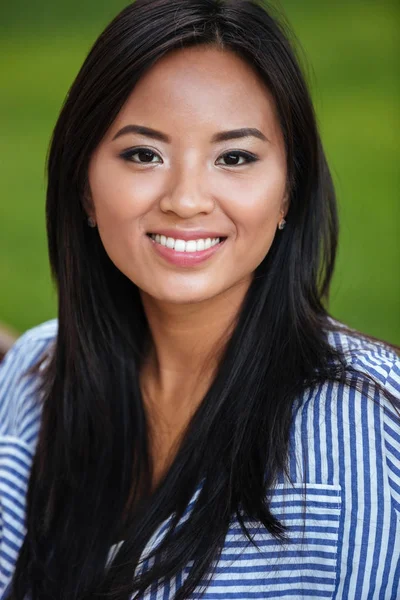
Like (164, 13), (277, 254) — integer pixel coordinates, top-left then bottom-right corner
(159, 165), (215, 218)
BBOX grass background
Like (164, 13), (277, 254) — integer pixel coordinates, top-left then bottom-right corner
(1, 0), (399, 343)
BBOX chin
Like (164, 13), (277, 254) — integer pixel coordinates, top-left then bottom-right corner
(152, 291), (216, 305)
(139, 282), (223, 306)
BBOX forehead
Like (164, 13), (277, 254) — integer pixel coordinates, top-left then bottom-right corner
(112, 46), (281, 138)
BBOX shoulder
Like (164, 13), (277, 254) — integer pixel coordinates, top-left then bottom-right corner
(326, 319), (399, 386)
(326, 322), (400, 439)
(293, 319), (400, 452)
(296, 319), (400, 418)
(0, 320), (57, 595)
(292, 319), (400, 515)
(312, 321), (400, 435)
(0, 319), (58, 445)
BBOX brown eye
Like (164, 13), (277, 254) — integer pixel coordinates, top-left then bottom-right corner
(120, 148), (162, 164)
(224, 153), (242, 165)
(136, 150), (156, 163)
(216, 151), (258, 167)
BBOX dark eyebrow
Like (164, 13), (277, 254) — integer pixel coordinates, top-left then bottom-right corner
(211, 128), (269, 143)
(112, 124), (269, 144)
(112, 125), (171, 143)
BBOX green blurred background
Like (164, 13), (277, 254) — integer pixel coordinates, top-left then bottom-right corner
(1, 0), (399, 342)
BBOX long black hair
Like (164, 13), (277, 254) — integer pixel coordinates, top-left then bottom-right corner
(9, 1), (394, 598)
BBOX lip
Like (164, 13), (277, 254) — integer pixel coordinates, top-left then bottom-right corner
(147, 235), (227, 267)
(146, 229), (227, 241)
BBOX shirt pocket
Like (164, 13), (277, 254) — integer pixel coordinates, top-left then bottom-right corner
(205, 483), (342, 600)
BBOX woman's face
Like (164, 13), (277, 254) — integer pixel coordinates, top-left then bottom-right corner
(88, 46), (288, 306)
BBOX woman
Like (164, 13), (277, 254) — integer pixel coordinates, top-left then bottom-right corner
(1, 0), (399, 598)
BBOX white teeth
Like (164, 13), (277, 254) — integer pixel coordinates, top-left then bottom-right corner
(185, 240), (197, 253)
(196, 239), (205, 251)
(174, 239), (186, 252)
(149, 234), (222, 252)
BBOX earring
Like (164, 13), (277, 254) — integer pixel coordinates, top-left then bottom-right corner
(278, 218), (286, 230)
(87, 216), (96, 228)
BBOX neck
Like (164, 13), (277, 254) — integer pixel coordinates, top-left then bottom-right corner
(138, 279), (250, 488)
(140, 279), (250, 404)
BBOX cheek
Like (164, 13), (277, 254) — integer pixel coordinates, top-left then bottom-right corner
(240, 204), (279, 266)
(219, 168), (286, 271)
(88, 155), (160, 225)
(224, 172), (285, 239)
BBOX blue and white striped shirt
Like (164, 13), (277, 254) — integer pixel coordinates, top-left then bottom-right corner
(0, 320), (399, 599)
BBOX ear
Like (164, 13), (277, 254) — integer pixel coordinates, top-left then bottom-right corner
(279, 192), (290, 220)
(82, 180), (96, 221)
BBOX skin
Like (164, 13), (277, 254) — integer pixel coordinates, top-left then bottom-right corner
(88, 45), (288, 482)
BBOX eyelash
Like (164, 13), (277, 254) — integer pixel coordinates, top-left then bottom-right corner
(119, 147), (259, 167)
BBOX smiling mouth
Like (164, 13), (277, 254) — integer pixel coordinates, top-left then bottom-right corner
(147, 233), (226, 253)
